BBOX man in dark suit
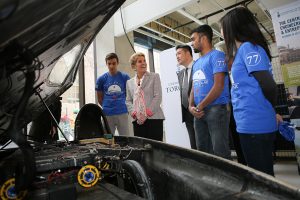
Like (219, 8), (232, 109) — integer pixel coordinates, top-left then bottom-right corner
(176, 45), (196, 149)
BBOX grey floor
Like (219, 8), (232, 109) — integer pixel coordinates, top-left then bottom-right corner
(274, 160), (300, 188)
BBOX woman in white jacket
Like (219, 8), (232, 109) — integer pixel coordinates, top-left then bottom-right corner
(126, 52), (165, 141)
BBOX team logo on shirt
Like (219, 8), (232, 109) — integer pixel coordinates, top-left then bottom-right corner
(193, 69), (208, 85)
(245, 52), (261, 66)
(216, 58), (226, 67)
(108, 84), (122, 94)
(229, 71), (239, 89)
(232, 83), (239, 89)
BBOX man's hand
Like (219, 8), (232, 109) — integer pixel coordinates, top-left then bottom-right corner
(196, 103), (204, 112)
(189, 106), (204, 119)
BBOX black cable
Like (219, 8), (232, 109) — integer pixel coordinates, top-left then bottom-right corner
(6, 67), (36, 191)
(0, 43), (43, 97)
(33, 58), (45, 82)
(119, 7), (136, 53)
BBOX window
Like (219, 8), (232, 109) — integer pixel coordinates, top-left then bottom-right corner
(153, 49), (161, 75)
(48, 44), (82, 85)
(59, 72), (79, 141)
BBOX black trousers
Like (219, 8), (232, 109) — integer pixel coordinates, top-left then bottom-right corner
(185, 120), (197, 149)
(239, 132), (276, 176)
(133, 119), (163, 141)
(182, 106), (197, 149)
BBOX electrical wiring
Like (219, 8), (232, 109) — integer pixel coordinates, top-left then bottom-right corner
(119, 7), (136, 53)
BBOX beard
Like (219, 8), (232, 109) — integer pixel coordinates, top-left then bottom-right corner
(193, 48), (200, 53)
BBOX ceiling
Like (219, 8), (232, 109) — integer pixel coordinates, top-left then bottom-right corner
(127, 0), (295, 47)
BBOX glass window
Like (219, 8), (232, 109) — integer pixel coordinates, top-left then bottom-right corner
(58, 72), (79, 141)
(153, 49), (161, 75)
(84, 42), (96, 104)
(48, 44), (82, 85)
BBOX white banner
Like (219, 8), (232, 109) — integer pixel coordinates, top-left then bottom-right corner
(271, 0), (300, 169)
(270, 1), (300, 87)
(160, 46), (199, 148)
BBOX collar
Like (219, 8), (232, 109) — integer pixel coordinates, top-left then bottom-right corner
(186, 61), (193, 70)
(134, 72), (147, 86)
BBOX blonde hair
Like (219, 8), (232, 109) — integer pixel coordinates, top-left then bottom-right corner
(129, 52), (145, 69)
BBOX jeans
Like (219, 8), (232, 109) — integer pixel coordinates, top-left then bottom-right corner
(194, 104), (231, 159)
(239, 132), (276, 176)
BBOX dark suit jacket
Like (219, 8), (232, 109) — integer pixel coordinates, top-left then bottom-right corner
(177, 66), (194, 123)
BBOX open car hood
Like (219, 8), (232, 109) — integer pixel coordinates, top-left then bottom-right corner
(0, 0), (125, 143)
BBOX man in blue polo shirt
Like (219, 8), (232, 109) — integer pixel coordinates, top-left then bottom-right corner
(189, 25), (231, 159)
(96, 53), (130, 136)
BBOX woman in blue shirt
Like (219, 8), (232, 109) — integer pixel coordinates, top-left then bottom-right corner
(220, 7), (279, 175)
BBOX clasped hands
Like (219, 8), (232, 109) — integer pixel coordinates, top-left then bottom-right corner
(189, 105), (205, 119)
(131, 108), (153, 119)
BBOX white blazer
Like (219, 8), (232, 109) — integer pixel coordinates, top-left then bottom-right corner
(126, 71), (165, 122)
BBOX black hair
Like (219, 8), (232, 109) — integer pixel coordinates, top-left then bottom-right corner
(220, 7), (271, 61)
(176, 45), (193, 56)
(190, 24), (213, 43)
(105, 53), (119, 63)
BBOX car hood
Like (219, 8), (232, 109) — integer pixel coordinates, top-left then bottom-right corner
(0, 0), (125, 143)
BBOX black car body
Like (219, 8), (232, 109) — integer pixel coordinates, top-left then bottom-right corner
(0, 1), (300, 199)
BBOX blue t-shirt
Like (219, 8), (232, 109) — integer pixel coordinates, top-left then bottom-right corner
(95, 71), (130, 116)
(192, 49), (229, 106)
(231, 42), (277, 134)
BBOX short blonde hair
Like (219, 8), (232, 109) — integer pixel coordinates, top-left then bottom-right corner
(129, 52), (145, 69)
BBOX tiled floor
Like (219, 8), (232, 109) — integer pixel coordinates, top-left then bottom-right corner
(232, 151), (300, 189)
(274, 160), (300, 188)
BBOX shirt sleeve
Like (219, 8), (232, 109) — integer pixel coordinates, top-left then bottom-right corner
(125, 73), (130, 81)
(252, 71), (277, 107)
(95, 75), (104, 91)
(211, 51), (228, 74)
(241, 43), (271, 74)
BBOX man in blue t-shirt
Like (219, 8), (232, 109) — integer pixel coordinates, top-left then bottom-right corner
(95, 53), (130, 136)
(189, 25), (231, 159)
